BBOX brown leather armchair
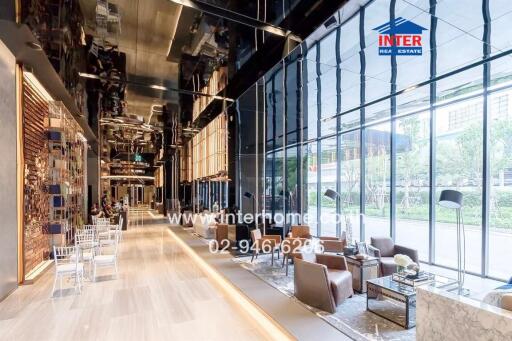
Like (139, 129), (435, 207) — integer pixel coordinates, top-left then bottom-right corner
(369, 237), (419, 276)
(290, 225), (312, 239)
(319, 231), (347, 253)
(215, 224), (229, 249)
(250, 229), (281, 265)
(294, 252), (353, 313)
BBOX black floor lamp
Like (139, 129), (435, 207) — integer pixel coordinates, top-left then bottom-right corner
(324, 189), (353, 244)
(439, 189), (469, 296)
(243, 192), (255, 226)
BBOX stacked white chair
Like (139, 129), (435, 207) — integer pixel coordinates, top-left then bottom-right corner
(52, 245), (84, 296)
(110, 216), (123, 241)
(92, 216), (110, 226)
(88, 215), (123, 281)
(73, 230), (97, 279)
(93, 230), (120, 281)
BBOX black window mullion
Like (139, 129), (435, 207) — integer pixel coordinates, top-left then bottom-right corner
(336, 26), (342, 238)
(390, 0), (397, 240)
(271, 77), (277, 218)
(359, 7), (366, 242)
(297, 53), (303, 218)
(283, 60), (288, 233)
(428, 0), (437, 264)
(316, 43), (322, 236)
(481, 0), (491, 277)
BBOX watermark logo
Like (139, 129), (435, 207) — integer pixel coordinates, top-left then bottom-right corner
(373, 17), (427, 56)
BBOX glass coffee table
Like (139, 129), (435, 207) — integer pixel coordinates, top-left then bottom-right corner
(366, 273), (457, 329)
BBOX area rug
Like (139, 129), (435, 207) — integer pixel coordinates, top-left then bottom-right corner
(233, 256), (416, 341)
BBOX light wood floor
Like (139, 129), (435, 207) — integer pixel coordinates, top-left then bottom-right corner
(0, 218), (271, 341)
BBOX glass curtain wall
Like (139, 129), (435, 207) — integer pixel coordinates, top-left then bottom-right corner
(244, 0), (512, 280)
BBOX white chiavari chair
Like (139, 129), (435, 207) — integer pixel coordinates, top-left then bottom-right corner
(73, 230), (97, 279)
(52, 245), (84, 296)
(109, 216), (123, 241)
(96, 223), (113, 252)
(94, 217), (111, 226)
(93, 230), (120, 281)
(81, 224), (97, 235)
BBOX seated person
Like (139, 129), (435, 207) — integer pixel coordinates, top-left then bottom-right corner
(90, 203), (104, 223)
(104, 204), (114, 218)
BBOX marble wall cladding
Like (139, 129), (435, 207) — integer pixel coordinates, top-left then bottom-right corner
(0, 40), (18, 299)
(416, 287), (512, 341)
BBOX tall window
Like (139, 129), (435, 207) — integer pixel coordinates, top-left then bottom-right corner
(435, 96), (483, 273)
(320, 32), (338, 135)
(339, 13), (361, 124)
(254, 0), (512, 281)
(265, 78), (274, 151)
(488, 90), (512, 279)
(305, 142), (318, 235)
(286, 57), (299, 145)
(274, 69), (284, 148)
(265, 152), (274, 213)
(363, 0), (391, 123)
(395, 112), (430, 261)
(487, 0), (512, 279)
(340, 130), (361, 242)
(320, 137), (337, 236)
(304, 47), (318, 140)
(285, 147), (299, 224)
(274, 150), (285, 226)
(364, 121), (391, 241)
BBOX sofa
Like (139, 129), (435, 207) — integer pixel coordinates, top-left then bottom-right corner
(319, 231), (347, 253)
(193, 213), (217, 238)
(369, 237), (419, 276)
(294, 252), (353, 313)
(290, 225), (312, 239)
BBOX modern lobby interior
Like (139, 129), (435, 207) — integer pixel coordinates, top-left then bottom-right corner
(1, 0), (512, 340)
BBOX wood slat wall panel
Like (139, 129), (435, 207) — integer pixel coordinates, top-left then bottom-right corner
(22, 77), (50, 275)
(191, 113), (228, 180)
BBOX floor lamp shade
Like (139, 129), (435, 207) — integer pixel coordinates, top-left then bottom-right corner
(439, 190), (463, 209)
(324, 189), (339, 200)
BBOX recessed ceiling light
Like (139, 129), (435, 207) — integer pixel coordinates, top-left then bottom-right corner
(150, 84), (167, 91)
(23, 71), (53, 101)
(26, 41), (42, 50)
(403, 85), (418, 93)
(78, 72), (100, 80)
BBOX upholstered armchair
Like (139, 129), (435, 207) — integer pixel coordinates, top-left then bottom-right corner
(214, 224), (229, 249)
(250, 229), (281, 265)
(290, 225), (312, 239)
(319, 231), (347, 253)
(294, 252), (353, 313)
(368, 237), (419, 276)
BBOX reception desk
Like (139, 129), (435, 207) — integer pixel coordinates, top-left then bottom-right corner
(416, 286), (512, 340)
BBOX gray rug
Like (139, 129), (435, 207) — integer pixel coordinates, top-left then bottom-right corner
(233, 255), (416, 341)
